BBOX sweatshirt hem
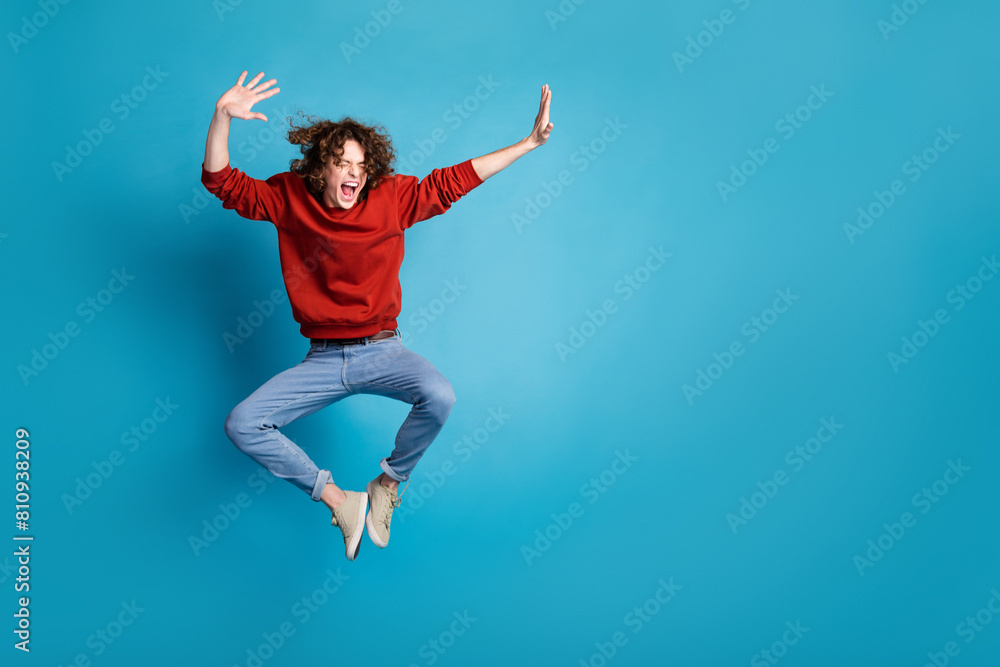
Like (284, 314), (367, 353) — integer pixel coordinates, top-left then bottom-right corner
(299, 319), (399, 340)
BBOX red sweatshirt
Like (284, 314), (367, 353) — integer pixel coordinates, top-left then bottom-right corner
(201, 159), (483, 339)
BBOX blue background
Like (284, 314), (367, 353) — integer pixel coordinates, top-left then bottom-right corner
(4, 0), (1000, 665)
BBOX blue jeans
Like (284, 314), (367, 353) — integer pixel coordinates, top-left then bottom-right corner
(223, 329), (456, 501)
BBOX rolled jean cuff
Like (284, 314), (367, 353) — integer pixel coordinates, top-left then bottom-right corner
(310, 469), (333, 501)
(379, 458), (406, 483)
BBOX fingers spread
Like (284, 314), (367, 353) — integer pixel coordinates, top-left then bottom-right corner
(258, 87), (280, 100)
(253, 78), (278, 93)
(237, 70), (248, 86)
(248, 71), (265, 87)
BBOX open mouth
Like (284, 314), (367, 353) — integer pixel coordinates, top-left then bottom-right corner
(340, 181), (359, 200)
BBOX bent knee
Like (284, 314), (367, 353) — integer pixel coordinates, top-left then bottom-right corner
(223, 409), (242, 443)
(422, 378), (456, 421)
(224, 404), (260, 443)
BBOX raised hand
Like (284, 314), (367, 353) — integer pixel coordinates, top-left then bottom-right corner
(465, 84), (556, 181)
(527, 84), (553, 148)
(216, 71), (280, 122)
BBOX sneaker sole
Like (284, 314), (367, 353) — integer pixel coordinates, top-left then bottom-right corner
(347, 493), (368, 561)
(365, 481), (389, 548)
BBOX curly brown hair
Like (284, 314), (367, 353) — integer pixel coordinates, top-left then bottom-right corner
(286, 112), (395, 201)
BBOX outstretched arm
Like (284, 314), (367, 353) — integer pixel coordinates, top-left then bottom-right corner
(204, 70), (280, 172)
(201, 71), (287, 224)
(470, 84), (553, 182)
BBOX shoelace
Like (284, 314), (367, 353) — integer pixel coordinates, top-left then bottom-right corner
(378, 482), (408, 528)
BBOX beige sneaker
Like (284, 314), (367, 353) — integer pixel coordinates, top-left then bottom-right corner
(331, 490), (368, 561)
(366, 478), (406, 548)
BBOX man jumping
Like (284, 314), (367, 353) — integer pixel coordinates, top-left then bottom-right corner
(202, 70), (553, 560)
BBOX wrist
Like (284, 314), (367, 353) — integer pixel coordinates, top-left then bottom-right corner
(521, 136), (538, 151)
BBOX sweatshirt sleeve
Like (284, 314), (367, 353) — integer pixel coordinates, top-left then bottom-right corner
(395, 158), (484, 230)
(201, 163), (287, 226)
